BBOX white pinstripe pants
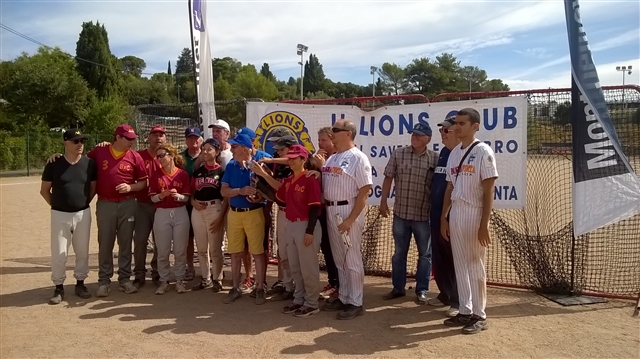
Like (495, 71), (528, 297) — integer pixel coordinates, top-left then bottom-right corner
(326, 204), (365, 307)
(450, 200), (487, 319)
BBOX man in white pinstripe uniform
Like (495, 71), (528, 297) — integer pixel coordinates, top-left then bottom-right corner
(441, 108), (498, 334)
(321, 119), (373, 320)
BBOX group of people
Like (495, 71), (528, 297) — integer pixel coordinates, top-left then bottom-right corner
(41, 107), (498, 331)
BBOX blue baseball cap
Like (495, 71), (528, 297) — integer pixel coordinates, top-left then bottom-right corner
(408, 122), (432, 136)
(185, 126), (202, 138)
(228, 133), (253, 148)
(237, 127), (256, 139)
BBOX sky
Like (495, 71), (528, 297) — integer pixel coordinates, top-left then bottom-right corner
(1, 0), (639, 92)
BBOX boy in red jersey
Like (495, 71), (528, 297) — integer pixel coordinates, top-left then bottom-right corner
(88, 124), (147, 298)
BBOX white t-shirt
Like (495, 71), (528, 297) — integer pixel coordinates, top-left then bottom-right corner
(218, 148), (232, 171)
(322, 147), (373, 202)
(445, 141), (499, 208)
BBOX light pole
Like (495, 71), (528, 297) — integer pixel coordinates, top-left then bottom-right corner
(370, 66), (378, 97)
(297, 44), (308, 100)
(615, 65), (633, 109)
(466, 67), (475, 100)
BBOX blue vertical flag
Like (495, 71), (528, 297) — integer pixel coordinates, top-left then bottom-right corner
(564, 0), (640, 236)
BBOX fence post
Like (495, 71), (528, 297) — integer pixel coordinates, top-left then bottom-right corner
(26, 132), (30, 176)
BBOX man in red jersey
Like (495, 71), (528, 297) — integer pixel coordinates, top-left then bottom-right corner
(133, 125), (167, 287)
(88, 124), (148, 298)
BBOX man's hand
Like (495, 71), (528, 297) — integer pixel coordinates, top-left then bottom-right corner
(258, 157), (274, 164)
(46, 153), (62, 164)
(379, 201), (390, 217)
(97, 141), (110, 148)
(478, 225), (491, 247)
(305, 170), (321, 179)
(249, 161), (268, 177)
(115, 183), (132, 194)
(440, 217), (450, 241)
(192, 199), (206, 211)
(246, 193), (264, 204)
(337, 217), (354, 234)
(238, 186), (257, 196)
(210, 216), (225, 233)
(304, 233), (314, 247)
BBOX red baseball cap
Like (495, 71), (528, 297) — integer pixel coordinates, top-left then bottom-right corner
(114, 124), (138, 139)
(150, 125), (166, 134)
(285, 144), (309, 160)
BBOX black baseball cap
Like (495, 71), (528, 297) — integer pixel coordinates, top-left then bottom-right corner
(63, 129), (88, 141)
(267, 127), (295, 142)
(202, 137), (221, 150)
(273, 135), (298, 150)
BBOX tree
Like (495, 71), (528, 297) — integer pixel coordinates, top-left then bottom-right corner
(432, 53), (463, 94)
(175, 48), (194, 76)
(1, 47), (91, 131)
(233, 66), (278, 100)
(405, 57), (437, 94)
(212, 57), (242, 83)
(460, 66), (487, 92)
(75, 21), (118, 99)
(167, 61), (172, 76)
(378, 62), (406, 95)
(303, 54), (326, 97)
(120, 55), (146, 77)
(483, 79), (510, 92)
(84, 96), (130, 134)
(213, 78), (234, 101)
(260, 63), (275, 82)
(287, 77), (296, 87)
(174, 48), (195, 102)
(553, 101), (572, 126)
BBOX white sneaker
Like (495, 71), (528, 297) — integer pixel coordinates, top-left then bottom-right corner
(96, 284), (110, 298)
(118, 282), (138, 294)
(427, 297), (446, 307)
(446, 307), (460, 317)
(175, 280), (187, 294)
(156, 282), (170, 295)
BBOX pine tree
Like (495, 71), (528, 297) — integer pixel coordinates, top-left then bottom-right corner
(75, 21), (118, 99)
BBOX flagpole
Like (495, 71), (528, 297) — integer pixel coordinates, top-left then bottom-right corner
(187, 0), (201, 126)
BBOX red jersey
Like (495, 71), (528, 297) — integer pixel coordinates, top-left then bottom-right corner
(136, 148), (160, 203)
(88, 145), (147, 199)
(149, 167), (191, 209)
(276, 171), (322, 222)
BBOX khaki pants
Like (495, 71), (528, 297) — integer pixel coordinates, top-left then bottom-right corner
(286, 220), (321, 309)
(191, 201), (224, 280)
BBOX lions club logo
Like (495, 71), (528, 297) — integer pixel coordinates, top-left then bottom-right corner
(254, 111), (315, 155)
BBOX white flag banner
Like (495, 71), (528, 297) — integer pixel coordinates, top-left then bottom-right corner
(189, 0), (216, 129)
(247, 97), (528, 208)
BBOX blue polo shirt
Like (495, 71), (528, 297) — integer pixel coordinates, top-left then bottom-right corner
(430, 147), (451, 223)
(223, 151), (272, 208)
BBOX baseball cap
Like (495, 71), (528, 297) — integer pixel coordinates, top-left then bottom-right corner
(237, 127), (256, 140)
(228, 133), (253, 148)
(267, 127), (295, 142)
(284, 144), (309, 160)
(63, 128), (87, 141)
(273, 135), (298, 150)
(150, 125), (166, 134)
(202, 137), (221, 150)
(437, 117), (456, 127)
(408, 122), (432, 136)
(185, 126), (202, 138)
(114, 124), (138, 139)
(208, 119), (230, 132)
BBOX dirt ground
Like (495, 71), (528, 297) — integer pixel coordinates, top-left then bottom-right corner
(1, 177), (639, 359)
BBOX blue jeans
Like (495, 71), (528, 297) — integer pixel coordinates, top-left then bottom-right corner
(391, 215), (432, 294)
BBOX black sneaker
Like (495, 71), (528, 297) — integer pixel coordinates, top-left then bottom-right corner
(152, 272), (160, 286)
(337, 304), (364, 320)
(272, 290), (294, 301)
(462, 316), (488, 334)
(283, 302), (304, 314)
(323, 298), (347, 312)
(49, 287), (64, 305)
(255, 289), (267, 305)
(249, 282), (267, 298)
(444, 313), (472, 327)
(223, 288), (241, 304)
(211, 280), (222, 293)
(293, 306), (320, 317)
(75, 284), (91, 299)
(382, 289), (406, 300)
(132, 278), (145, 289)
(268, 280), (285, 294)
(192, 279), (212, 291)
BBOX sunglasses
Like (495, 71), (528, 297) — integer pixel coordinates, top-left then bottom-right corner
(156, 152), (169, 159)
(70, 139), (87, 144)
(439, 128), (452, 134)
(331, 127), (349, 133)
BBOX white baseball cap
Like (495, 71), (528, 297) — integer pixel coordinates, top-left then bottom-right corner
(208, 119), (230, 131)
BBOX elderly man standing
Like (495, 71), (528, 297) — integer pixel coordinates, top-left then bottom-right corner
(208, 119), (232, 170)
(379, 122), (438, 304)
(182, 126), (203, 282)
(321, 120), (372, 320)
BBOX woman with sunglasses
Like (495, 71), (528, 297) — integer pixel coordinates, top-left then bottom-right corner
(190, 138), (228, 292)
(250, 144), (323, 317)
(149, 144), (192, 295)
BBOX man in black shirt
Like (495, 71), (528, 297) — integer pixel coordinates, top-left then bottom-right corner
(40, 129), (97, 305)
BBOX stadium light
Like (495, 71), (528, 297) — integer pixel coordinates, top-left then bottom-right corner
(297, 44), (308, 100)
(370, 66), (378, 97)
(616, 65), (633, 109)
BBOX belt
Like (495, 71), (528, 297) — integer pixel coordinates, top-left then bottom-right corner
(230, 205), (263, 213)
(288, 217), (308, 222)
(325, 200), (349, 206)
(197, 199), (222, 206)
(99, 195), (135, 203)
(278, 206), (286, 211)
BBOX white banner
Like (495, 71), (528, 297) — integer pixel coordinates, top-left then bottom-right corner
(247, 97), (527, 209)
(190, 0), (216, 129)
